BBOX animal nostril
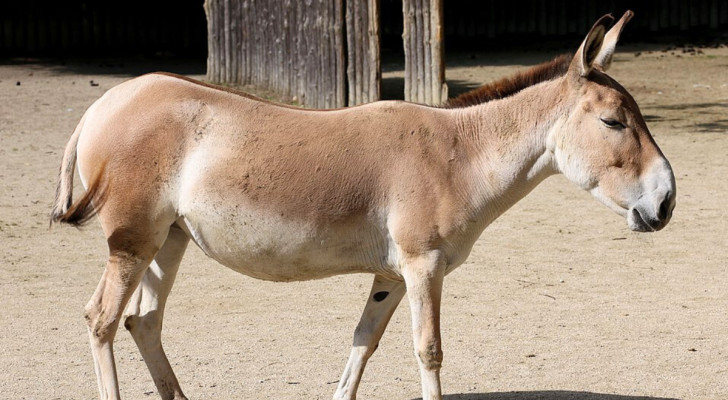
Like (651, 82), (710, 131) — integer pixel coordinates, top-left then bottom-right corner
(658, 193), (671, 222)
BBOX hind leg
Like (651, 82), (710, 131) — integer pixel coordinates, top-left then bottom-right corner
(84, 237), (159, 400)
(123, 224), (189, 400)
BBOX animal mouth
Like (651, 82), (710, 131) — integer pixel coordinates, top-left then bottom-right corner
(629, 208), (657, 232)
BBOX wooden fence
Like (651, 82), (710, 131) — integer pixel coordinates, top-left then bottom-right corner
(205, 0), (445, 107)
(205, 0), (390, 108)
(205, 0), (345, 108)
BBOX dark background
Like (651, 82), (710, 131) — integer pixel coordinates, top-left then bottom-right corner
(1, 1), (726, 58)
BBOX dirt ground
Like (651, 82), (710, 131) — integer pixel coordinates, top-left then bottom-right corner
(1, 44), (726, 400)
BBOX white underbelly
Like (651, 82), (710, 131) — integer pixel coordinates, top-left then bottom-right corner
(178, 202), (399, 282)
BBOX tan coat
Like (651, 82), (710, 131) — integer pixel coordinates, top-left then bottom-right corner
(52, 12), (674, 400)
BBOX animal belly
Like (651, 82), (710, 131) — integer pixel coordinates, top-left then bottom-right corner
(178, 205), (396, 282)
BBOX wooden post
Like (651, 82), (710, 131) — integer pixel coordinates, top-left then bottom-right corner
(430, 0), (447, 104)
(403, 0), (446, 105)
(203, 0), (217, 83)
(346, 0), (380, 106)
(333, 0), (346, 107)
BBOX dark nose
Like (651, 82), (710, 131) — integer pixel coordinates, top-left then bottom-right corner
(657, 191), (674, 224)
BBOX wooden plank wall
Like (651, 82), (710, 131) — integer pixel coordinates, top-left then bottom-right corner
(205, 0), (385, 108)
(402, 0), (446, 105)
(205, 0), (346, 109)
(346, 0), (380, 106)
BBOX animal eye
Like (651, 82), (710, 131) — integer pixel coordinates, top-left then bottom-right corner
(600, 117), (625, 129)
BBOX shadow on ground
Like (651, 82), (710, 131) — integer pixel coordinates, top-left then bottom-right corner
(0, 56), (206, 77)
(644, 102), (728, 133)
(651, 102), (728, 111)
(694, 119), (728, 132)
(414, 391), (681, 400)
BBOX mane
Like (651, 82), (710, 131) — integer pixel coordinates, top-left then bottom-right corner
(443, 53), (572, 108)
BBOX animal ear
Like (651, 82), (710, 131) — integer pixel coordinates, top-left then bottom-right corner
(570, 14), (614, 79)
(594, 10), (634, 71)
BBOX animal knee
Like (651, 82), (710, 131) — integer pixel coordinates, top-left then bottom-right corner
(83, 305), (115, 339)
(417, 342), (443, 371)
(82, 304), (97, 329)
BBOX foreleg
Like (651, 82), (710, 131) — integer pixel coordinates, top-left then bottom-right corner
(333, 275), (406, 400)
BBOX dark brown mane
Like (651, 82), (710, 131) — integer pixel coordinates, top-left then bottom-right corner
(443, 53), (572, 108)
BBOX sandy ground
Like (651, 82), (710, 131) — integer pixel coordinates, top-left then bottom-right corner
(1, 45), (726, 400)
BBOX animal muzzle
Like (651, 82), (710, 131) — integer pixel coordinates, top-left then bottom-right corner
(628, 190), (675, 232)
(627, 159), (676, 232)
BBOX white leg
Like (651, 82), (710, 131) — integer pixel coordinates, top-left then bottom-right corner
(333, 275), (406, 400)
(86, 270), (114, 399)
(123, 224), (189, 400)
(402, 251), (446, 400)
(85, 253), (151, 400)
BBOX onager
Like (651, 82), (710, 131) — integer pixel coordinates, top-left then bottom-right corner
(52, 13), (674, 400)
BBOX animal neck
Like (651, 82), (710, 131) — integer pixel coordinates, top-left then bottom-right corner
(452, 78), (570, 228)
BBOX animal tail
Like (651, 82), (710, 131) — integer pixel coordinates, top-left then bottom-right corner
(50, 114), (108, 227)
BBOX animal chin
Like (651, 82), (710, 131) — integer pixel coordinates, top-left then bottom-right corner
(589, 186), (629, 217)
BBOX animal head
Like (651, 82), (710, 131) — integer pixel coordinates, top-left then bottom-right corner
(552, 12), (676, 232)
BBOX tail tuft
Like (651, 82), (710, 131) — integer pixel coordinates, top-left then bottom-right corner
(50, 164), (108, 228)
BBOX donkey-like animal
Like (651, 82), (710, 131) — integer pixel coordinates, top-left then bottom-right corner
(52, 14), (674, 400)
